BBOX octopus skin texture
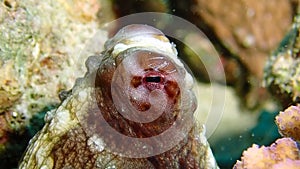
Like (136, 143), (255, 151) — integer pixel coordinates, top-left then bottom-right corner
(19, 24), (218, 169)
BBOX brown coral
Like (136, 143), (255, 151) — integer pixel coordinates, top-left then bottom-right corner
(234, 138), (300, 169)
(276, 105), (300, 141)
(189, 0), (293, 108)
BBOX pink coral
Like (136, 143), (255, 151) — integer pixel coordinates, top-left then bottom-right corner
(276, 105), (300, 141)
(233, 138), (300, 169)
(272, 159), (300, 169)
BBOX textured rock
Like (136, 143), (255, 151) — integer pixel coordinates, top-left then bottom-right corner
(0, 0), (113, 119)
(264, 14), (300, 106)
(0, 0), (114, 167)
(193, 0), (292, 80)
(171, 0), (293, 109)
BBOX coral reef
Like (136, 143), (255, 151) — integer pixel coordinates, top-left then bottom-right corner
(276, 105), (300, 141)
(1, 0), (297, 168)
(171, 0), (293, 109)
(264, 14), (300, 106)
(0, 0), (114, 119)
(233, 138), (300, 169)
(192, 0), (292, 80)
(235, 7), (300, 169)
(0, 0), (114, 167)
(272, 159), (300, 169)
(113, 0), (169, 14)
(211, 111), (280, 168)
(19, 25), (218, 169)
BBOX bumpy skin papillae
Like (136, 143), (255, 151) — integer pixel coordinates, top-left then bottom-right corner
(19, 24), (218, 169)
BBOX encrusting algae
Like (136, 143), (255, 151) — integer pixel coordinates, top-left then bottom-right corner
(0, 0), (115, 166)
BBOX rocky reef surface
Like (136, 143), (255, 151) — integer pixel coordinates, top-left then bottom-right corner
(234, 9), (300, 169)
(265, 13), (300, 107)
(234, 104), (300, 169)
(0, 0), (114, 167)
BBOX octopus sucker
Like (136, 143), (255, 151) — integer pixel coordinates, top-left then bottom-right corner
(19, 24), (218, 169)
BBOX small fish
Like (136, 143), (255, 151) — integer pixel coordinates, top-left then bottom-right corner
(19, 24), (218, 169)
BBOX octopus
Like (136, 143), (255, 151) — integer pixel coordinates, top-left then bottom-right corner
(19, 24), (218, 169)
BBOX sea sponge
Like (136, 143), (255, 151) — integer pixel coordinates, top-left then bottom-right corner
(233, 138), (300, 169)
(275, 105), (300, 141)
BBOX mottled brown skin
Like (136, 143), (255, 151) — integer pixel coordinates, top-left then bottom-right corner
(48, 49), (205, 168)
(95, 50), (182, 138)
(51, 127), (97, 169)
(50, 122), (205, 169)
(95, 49), (201, 168)
(50, 126), (155, 169)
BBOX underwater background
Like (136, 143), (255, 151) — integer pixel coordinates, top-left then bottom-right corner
(0, 0), (299, 168)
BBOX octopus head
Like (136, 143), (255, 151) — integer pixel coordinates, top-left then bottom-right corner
(95, 24), (196, 137)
